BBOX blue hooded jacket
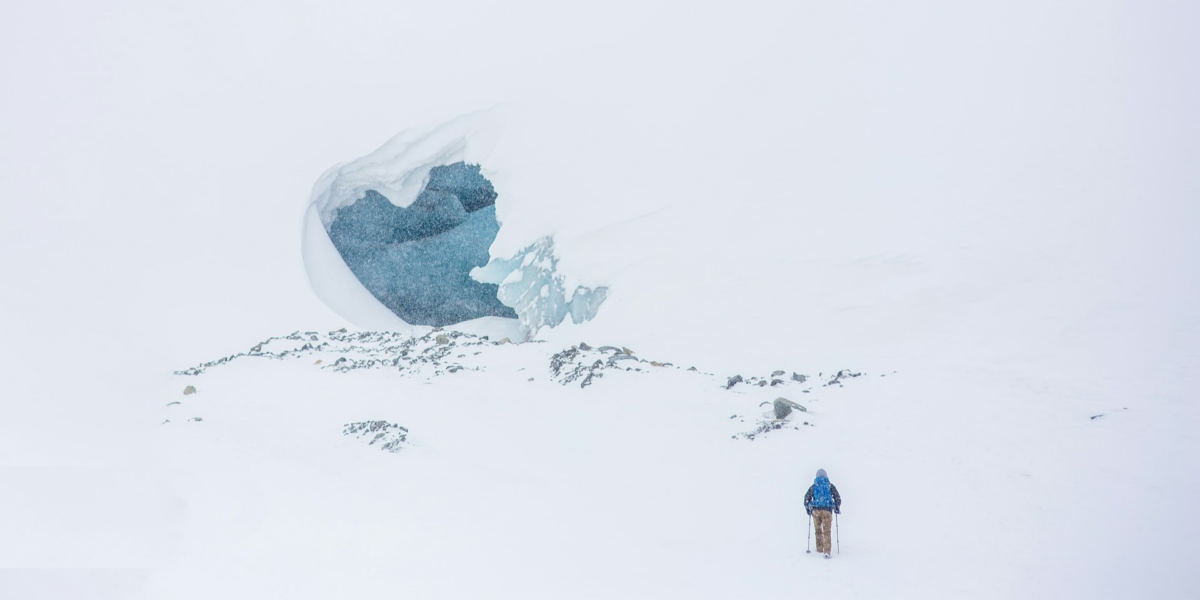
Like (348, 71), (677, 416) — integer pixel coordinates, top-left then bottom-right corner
(804, 471), (842, 513)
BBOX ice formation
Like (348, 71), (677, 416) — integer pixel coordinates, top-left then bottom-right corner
(473, 238), (607, 337)
(326, 163), (515, 327)
(302, 110), (606, 335)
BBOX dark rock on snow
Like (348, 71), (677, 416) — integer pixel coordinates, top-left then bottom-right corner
(773, 397), (806, 419)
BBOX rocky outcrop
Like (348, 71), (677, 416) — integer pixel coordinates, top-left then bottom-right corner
(549, 344), (660, 389)
(343, 421), (410, 453)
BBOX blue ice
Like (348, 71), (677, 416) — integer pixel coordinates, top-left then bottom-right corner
(327, 163), (517, 326)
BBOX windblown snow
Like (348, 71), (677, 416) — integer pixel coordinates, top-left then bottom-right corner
(3, 1), (1198, 599)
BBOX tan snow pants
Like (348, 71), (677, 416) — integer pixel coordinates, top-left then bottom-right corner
(813, 509), (833, 554)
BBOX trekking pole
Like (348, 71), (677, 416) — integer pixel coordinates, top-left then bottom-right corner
(835, 512), (840, 554)
(806, 513), (812, 553)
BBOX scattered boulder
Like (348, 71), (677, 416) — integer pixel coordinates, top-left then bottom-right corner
(579, 342), (592, 351)
(436, 334), (450, 345)
(771, 370), (785, 377)
(770, 379), (784, 386)
(773, 397), (806, 419)
(183, 385), (196, 395)
(792, 372), (806, 383)
(757, 380), (767, 387)
(726, 375), (744, 389)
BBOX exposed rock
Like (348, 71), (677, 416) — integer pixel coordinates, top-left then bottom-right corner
(548, 344), (675, 388)
(579, 342), (592, 351)
(436, 335), (450, 345)
(736, 420), (790, 441)
(773, 397), (806, 419)
(183, 385), (196, 395)
(771, 370), (785, 377)
(829, 369), (862, 385)
(770, 379), (784, 386)
(726, 375), (744, 389)
(343, 420), (410, 453)
(757, 380), (767, 387)
(792, 372), (806, 383)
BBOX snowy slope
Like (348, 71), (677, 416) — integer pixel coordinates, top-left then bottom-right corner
(2, 1), (1198, 599)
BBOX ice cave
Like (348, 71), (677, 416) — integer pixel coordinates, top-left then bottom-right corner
(302, 111), (607, 336)
(326, 162), (516, 327)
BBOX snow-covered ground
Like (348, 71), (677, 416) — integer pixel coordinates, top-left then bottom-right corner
(2, 1), (1198, 599)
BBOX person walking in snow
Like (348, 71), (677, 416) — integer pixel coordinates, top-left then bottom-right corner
(805, 468), (842, 558)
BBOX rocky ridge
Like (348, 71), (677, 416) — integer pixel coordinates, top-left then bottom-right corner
(171, 329), (883, 444)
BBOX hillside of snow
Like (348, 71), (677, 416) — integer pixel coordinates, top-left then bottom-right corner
(2, 1), (1198, 599)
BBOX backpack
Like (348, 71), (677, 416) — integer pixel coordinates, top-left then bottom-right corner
(811, 477), (834, 509)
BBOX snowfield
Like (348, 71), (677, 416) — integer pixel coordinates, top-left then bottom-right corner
(142, 327), (1196, 599)
(2, 1), (1198, 599)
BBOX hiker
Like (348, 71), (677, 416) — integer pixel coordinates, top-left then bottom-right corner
(804, 468), (842, 558)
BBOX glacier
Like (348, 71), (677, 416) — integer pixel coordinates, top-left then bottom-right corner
(326, 163), (516, 327)
(473, 237), (607, 338)
(302, 111), (605, 335)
